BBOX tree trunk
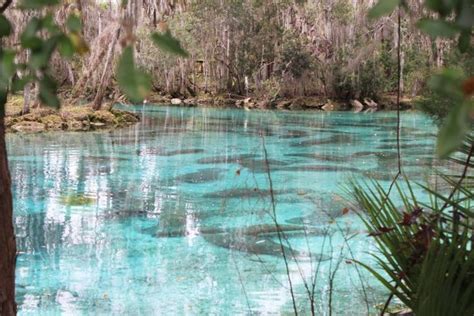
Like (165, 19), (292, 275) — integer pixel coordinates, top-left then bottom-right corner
(93, 28), (120, 111)
(22, 83), (31, 115)
(22, 51), (31, 115)
(0, 93), (17, 316)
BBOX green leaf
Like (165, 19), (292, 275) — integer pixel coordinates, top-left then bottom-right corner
(58, 35), (75, 58)
(66, 14), (82, 33)
(20, 0), (59, 9)
(0, 50), (15, 89)
(428, 68), (465, 101)
(436, 101), (471, 158)
(458, 31), (471, 53)
(368, 0), (400, 19)
(29, 36), (59, 69)
(151, 31), (189, 57)
(456, 0), (474, 29)
(0, 14), (12, 37)
(69, 33), (89, 55)
(117, 47), (151, 103)
(38, 75), (60, 108)
(20, 17), (42, 50)
(417, 19), (460, 38)
(425, 0), (453, 16)
(11, 75), (32, 93)
(41, 15), (60, 34)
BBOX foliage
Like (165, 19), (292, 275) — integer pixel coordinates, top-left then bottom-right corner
(353, 0), (474, 314)
(352, 171), (474, 315)
(255, 77), (281, 101)
(419, 47), (474, 124)
(331, 0), (354, 24)
(151, 30), (189, 58)
(279, 35), (313, 79)
(0, 12), (86, 109)
(358, 60), (386, 101)
(370, 0), (473, 157)
(0, 3), (188, 110)
(331, 52), (386, 101)
(116, 47), (151, 103)
(368, 0), (400, 18)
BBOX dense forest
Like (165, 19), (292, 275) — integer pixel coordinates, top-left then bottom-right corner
(0, 0), (473, 315)
(3, 0), (472, 111)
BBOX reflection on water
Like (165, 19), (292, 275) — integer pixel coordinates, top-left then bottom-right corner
(9, 106), (438, 315)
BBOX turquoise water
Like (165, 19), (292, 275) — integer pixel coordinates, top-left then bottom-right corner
(9, 106), (437, 315)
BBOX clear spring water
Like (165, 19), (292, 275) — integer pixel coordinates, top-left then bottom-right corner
(8, 106), (438, 315)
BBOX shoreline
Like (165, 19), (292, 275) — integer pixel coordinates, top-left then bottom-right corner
(145, 93), (416, 112)
(5, 93), (417, 134)
(5, 96), (140, 134)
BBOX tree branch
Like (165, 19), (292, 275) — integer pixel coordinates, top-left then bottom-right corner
(0, 0), (13, 14)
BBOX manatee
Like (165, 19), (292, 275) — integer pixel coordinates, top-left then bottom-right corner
(378, 138), (413, 144)
(227, 224), (316, 236)
(362, 170), (398, 181)
(350, 151), (376, 158)
(135, 147), (166, 155)
(202, 232), (331, 261)
(278, 130), (309, 139)
(410, 132), (437, 138)
(85, 156), (130, 163)
(311, 128), (357, 135)
(284, 153), (348, 163)
(398, 126), (425, 134)
(146, 223), (332, 239)
(286, 216), (329, 227)
(202, 188), (315, 199)
(207, 116), (235, 122)
(376, 143), (434, 151)
(159, 148), (205, 156)
(333, 122), (380, 128)
(197, 154), (257, 164)
(172, 168), (226, 184)
(275, 165), (360, 173)
(374, 151), (399, 159)
(203, 188), (272, 199)
(239, 158), (290, 172)
(290, 134), (354, 147)
(376, 156), (437, 169)
(237, 224), (335, 239)
(351, 151), (398, 160)
(101, 210), (150, 220)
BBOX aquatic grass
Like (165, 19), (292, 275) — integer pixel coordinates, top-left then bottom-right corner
(59, 194), (95, 206)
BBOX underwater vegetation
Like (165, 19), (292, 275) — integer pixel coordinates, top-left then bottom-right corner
(59, 194), (95, 206)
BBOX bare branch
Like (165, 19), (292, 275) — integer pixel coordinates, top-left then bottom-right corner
(0, 0), (13, 14)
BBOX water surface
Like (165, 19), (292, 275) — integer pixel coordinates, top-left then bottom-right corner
(9, 106), (437, 315)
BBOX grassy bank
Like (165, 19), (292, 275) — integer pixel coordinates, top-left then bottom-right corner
(5, 95), (139, 134)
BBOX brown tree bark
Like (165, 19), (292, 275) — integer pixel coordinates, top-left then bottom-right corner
(0, 93), (17, 316)
(22, 83), (32, 115)
(92, 27), (121, 110)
